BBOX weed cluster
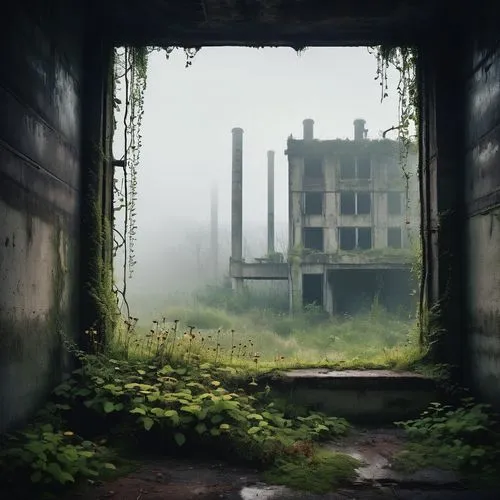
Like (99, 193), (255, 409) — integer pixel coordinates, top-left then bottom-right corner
(0, 422), (116, 491)
(393, 398), (500, 481)
(0, 331), (358, 496)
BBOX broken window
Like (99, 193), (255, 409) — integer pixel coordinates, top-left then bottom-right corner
(387, 227), (402, 248)
(358, 227), (372, 249)
(340, 156), (355, 179)
(304, 192), (323, 215)
(340, 191), (355, 215)
(339, 227), (356, 250)
(303, 227), (324, 251)
(357, 155), (371, 179)
(304, 157), (323, 179)
(388, 192), (402, 215)
(340, 191), (371, 215)
(339, 227), (372, 250)
(356, 192), (371, 214)
(302, 273), (323, 307)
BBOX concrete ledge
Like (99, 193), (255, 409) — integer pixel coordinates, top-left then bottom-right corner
(259, 369), (439, 424)
(230, 261), (289, 280)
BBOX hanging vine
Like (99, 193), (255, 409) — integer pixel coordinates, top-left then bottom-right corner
(369, 46), (418, 206)
(369, 46), (426, 344)
(112, 47), (201, 314)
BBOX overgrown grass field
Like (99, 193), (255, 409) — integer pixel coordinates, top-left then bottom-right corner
(122, 285), (423, 372)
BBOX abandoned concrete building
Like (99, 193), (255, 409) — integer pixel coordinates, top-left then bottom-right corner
(229, 118), (419, 314)
(287, 118), (419, 313)
(2, 0), (500, 446)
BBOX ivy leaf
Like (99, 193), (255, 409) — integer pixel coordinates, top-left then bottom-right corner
(104, 463), (117, 470)
(246, 413), (263, 421)
(248, 427), (261, 435)
(130, 407), (146, 415)
(195, 423), (207, 435)
(174, 432), (186, 446)
(103, 401), (115, 414)
(142, 417), (154, 431)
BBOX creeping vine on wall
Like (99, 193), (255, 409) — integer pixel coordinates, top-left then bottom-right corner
(112, 47), (200, 313)
(112, 46), (420, 314)
(370, 46), (426, 343)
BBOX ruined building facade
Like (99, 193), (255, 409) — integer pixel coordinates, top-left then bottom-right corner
(286, 119), (419, 314)
(229, 118), (419, 315)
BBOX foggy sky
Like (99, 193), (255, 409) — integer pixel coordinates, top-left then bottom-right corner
(114, 47), (401, 301)
(135, 47), (399, 234)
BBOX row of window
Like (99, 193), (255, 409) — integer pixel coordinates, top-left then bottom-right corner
(304, 156), (372, 181)
(304, 191), (403, 216)
(303, 226), (403, 252)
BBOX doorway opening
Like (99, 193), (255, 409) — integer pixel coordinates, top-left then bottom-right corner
(111, 45), (421, 367)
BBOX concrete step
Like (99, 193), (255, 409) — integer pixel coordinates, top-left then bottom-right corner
(258, 369), (439, 424)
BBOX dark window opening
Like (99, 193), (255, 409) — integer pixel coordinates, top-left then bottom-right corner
(388, 192), (402, 215)
(340, 191), (355, 215)
(340, 156), (355, 179)
(357, 191), (371, 214)
(304, 157), (323, 179)
(388, 227), (402, 248)
(358, 227), (372, 249)
(304, 192), (323, 215)
(304, 227), (324, 251)
(357, 155), (371, 179)
(339, 227), (356, 250)
(303, 273), (323, 307)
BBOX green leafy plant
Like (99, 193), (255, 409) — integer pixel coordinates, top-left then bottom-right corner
(264, 449), (360, 493)
(393, 398), (500, 478)
(0, 423), (115, 488)
(52, 355), (350, 466)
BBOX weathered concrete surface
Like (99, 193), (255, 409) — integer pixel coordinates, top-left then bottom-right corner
(0, 0), (85, 432)
(230, 261), (289, 280)
(464, 42), (500, 408)
(259, 370), (438, 424)
(64, 431), (500, 500)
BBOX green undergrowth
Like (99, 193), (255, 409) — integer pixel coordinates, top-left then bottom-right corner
(126, 302), (425, 373)
(264, 448), (360, 494)
(0, 335), (358, 496)
(393, 399), (500, 484)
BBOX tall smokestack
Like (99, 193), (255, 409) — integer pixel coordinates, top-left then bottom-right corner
(303, 119), (314, 141)
(354, 118), (367, 140)
(231, 128), (243, 277)
(267, 150), (275, 255)
(210, 183), (218, 282)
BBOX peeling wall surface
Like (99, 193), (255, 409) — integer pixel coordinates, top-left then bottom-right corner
(465, 40), (500, 406)
(0, 0), (84, 431)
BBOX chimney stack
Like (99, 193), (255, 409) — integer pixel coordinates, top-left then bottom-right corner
(210, 183), (219, 282)
(267, 150), (275, 255)
(303, 119), (314, 141)
(354, 118), (367, 140)
(231, 127), (244, 292)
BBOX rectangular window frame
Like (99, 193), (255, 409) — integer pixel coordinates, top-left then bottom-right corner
(303, 227), (324, 251)
(339, 155), (372, 180)
(340, 191), (371, 215)
(304, 192), (324, 215)
(338, 226), (373, 250)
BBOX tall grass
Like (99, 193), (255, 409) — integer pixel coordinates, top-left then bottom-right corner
(108, 297), (423, 373)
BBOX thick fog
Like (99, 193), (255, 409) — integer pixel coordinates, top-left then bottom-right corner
(114, 47), (401, 317)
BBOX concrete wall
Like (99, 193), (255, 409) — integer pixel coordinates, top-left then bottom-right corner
(464, 40), (500, 406)
(0, 0), (85, 431)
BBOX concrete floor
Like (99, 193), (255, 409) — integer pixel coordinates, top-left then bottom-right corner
(67, 428), (500, 500)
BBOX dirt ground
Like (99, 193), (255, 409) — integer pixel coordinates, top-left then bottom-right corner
(65, 428), (500, 500)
